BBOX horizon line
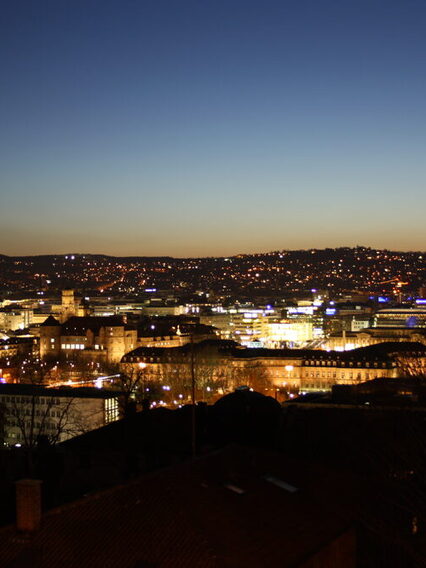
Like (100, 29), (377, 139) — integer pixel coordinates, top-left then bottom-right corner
(1, 245), (425, 260)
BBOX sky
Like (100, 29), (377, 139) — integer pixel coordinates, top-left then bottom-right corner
(1, 0), (426, 257)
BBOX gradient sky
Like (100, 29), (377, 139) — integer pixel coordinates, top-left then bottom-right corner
(1, 0), (426, 257)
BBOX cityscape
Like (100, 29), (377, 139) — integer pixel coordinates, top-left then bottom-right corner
(2, 0), (426, 566)
(1, 245), (426, 566)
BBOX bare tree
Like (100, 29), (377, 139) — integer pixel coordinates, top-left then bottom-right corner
(114, 362), (158, 415)
(395, 354), (426, 379)
(6, 388), (95, 475)
(5, 351), (103, 473)
(193, 355), (233, 402)
(231, 360), (273, 394)
(12, 352), (56, 385)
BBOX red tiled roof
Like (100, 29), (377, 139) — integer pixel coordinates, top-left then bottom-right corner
(0, 446), (357, 567)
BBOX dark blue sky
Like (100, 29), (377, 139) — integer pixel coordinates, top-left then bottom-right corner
(1, 0), (426, 256)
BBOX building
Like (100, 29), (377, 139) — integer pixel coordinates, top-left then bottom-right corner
(59, 289), (77, 323)
(39, 313), (218, 365)
(200, 308), (279, 346)
(0, 445), (357, 567)
(0, 336), (37, 362)
(325, 326), (426, 351)
(121, 340), (426, 397)
(0, 383), (120, 446)
(374, 307), (426, 328)
(0, 307), (33, 332)
(39, 315), (137, 363)
(262, 319), (314, 347)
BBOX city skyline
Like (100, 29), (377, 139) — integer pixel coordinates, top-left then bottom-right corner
(1, 243), (426, 259)
(2, 0), (426, 257)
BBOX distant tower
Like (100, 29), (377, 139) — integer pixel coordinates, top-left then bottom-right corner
(78, 297), (93, 317)
(61, 289), (76, 323)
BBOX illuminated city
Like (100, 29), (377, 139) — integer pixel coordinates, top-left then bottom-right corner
(1, 0), (426, 566)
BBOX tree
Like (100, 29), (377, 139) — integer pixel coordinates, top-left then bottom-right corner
(113, 368), (144, 416)
(114, 362), (162, 414)
(395, 353), (426, 379)
(12, 352), (57, 385)
(7, 387), (96, 475)
(5, 353), (101, 474)
(230, 360), (273, 394)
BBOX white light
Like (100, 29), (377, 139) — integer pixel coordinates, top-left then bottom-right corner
(15, 443), (22, 448)
(285, 365), (294, 371)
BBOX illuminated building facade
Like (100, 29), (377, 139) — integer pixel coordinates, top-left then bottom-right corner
(121, 340), (426, 397)
(200, 309), (275, 345)
(39, 314), (218, 364)
(0, 383), (120, 446)
(39, 315), (137, 363)
(374, 308), (426, 328)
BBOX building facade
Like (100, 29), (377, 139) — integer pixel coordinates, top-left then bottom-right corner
(39, 315), (137, 363)
(121, 340), (426, 398)
(0, 384), (120, 446)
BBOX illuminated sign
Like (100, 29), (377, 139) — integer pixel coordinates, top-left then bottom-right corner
(287, 307), (315, 315)
(246, 341), (263, 348)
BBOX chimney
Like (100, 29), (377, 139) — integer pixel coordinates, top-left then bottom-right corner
(15, 479), (42, 533)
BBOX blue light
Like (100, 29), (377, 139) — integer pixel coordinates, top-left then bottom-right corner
(326, 308), (336, 315)
(378, 296), (389, 303)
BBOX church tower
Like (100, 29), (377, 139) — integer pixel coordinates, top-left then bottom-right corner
(60, 289), (76, 323)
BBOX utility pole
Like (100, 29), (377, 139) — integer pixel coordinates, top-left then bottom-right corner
(190, 331), (196, 458)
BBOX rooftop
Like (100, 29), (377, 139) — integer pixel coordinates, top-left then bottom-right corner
(0, 445), (358, 568)
(0, 384), (118, 400)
